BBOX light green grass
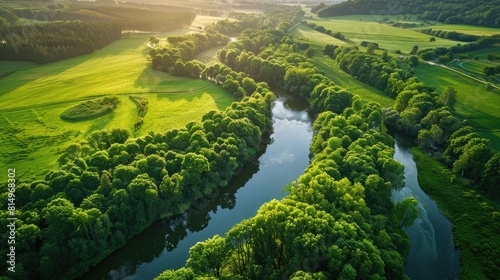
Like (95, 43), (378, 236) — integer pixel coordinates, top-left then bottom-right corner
(138, 89), (233, 134)
(309, 17), (462, 52)
(310, 54), (394, 107)
(413, 63), (500, 150)
(448, 59), (500, 82)
(290, 24), (347, 46)
(0, 33), (233, 178)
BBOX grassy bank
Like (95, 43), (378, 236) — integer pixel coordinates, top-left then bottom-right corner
(411, 148), (500, 279)
(0, 33), (233, 178)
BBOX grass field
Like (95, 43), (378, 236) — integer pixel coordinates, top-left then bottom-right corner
(308, 14), (500, 36)
(0, 32), (234, 178)
(413, 63), (500, 150)
(290, 24), (347, 47)
(448, 59), (500, 84)
(308, 16), (464, 52)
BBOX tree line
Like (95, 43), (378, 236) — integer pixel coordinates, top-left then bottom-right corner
(313, 0), (500, 27)
(301, 20), (348, 41)
(419, 28), (481, 42)
(328, 45), (499, 200)
(0, 2), (195, 64)
(0, 21), (123, 63)
(0, 87), (274, 279)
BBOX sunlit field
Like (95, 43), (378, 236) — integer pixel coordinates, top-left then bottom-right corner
(290, 24), (347, 47)
(309, 17), (463, 52)
(0, 32), (233, 177)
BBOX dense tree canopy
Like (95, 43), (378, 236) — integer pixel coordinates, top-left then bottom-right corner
(314, 0), (500, 27)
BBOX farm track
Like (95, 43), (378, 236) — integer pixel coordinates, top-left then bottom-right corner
(0, 84), (215, 113)
(426, 61), (500, 90)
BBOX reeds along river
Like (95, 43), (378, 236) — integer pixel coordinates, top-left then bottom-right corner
(79, 91), (313, 280)
(392, 142), (460, 280)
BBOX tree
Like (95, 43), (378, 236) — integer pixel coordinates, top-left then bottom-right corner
(439, 86), (457, 107)
(481, 152), (500, 198)
(187, 235), (229, 277)
(149, 36), (160, 45)
(392, 197), (419, 228)
(367, 42), (377, 54)
(484, 66), (497, 76)
(305, 47), (316, 58)
(410, 45), (418, 55)
(453, 143), (492, 181)
(438, 55), (450, 63)
(429, 37), (436, 42)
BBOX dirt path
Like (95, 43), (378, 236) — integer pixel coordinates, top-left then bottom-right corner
(426, 61), (500, 90)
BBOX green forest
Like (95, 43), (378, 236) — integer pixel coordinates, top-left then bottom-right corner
(0, 0), (499, 279)
(313, 0), (500, 27)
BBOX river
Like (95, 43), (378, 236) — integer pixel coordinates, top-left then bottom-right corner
(392, 142), (460, 280)
(80, 92), (313, 279)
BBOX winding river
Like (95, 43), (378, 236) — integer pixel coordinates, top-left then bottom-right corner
(80, 92), (313, 279)
(392, 142), (460, 280)
(81, 92), (460, 280)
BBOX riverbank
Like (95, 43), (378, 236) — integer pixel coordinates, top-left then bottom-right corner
(411, 148), (500, 279)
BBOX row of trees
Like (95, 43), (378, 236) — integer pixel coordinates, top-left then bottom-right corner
(301, 20), (348, 41)
(149, 31), (230, 74)
(313, 0), (500, 27)
(0, 80), (275, 279)
(328, 45), (498, 199)
(0, 2), (196, 63)
(419, 28), (481, 42)
(0, 21), (123, 63)
(416, 35), (500, 61)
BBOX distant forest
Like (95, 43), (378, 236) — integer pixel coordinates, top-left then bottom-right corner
(313, 0), (500, 27)
(0, 3), (195, 63)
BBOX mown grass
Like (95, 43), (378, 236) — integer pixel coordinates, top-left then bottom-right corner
(0, 33), (233, 178)
(411, 148), (500, 280)
(413, 63), (500, 150)
(309, 17), (462, 52)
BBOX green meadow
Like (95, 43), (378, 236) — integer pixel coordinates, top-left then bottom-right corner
(413, 63), (500, 150)
(0, 33), (233, 178)
(309, 16), (463, 52)
(290, 24), (347, 47)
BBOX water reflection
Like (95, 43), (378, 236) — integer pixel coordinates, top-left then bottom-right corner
(392, 143), (460, 280)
